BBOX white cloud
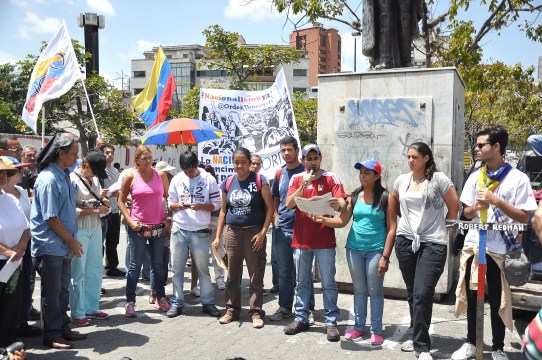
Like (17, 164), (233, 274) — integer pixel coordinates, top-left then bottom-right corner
(86, 0), (115, 16)
(0, 51), (17, 64)
(116, 39), (160, 66)
(18, 12), (62, 40)
(224, 0), (280, 23)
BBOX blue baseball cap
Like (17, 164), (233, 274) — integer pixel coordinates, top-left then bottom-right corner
(354, 159), (382, 175)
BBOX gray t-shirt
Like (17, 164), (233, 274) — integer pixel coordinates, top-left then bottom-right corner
(393, 172), (454, 250)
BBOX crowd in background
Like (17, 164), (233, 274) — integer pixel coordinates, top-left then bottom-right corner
(1, 125), (542, 360)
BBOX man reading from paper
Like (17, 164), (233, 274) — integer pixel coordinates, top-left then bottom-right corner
(283, 144), (347, 342)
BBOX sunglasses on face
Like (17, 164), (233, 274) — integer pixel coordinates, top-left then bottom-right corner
(476, 142), (492, 149)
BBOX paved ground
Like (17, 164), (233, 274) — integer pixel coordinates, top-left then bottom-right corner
(22, 229), (533, 360)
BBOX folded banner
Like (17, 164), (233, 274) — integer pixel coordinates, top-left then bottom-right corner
(131, 47), (176, 128)
(22, 22), (82, 132)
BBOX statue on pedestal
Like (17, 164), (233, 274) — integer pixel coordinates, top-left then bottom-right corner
(362, 0), (423, 70)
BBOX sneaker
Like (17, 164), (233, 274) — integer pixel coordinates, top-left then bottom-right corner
(326, 325), (340, 342)
(86, 311), (108, 320)
(308, 311), (315, 326)
(371, 333), (384, 345)
(149, 290), (156, 304)
(401, 339), (414, 352)
(124, 302), (136, 317)
(167, 305), (182, 318)
(269, 308), (293, 321)
(155, 297), (171, 312)
(451, 342), (476, 360)
(190, 287), (200, 297)
(186, 258), (192, 266)
(418, 352), (433, 360)
(284, 320), (310, 335)
(73, 318), (90, 326)
(217, 279), (226, 290)
(28, 307), (41, 321)
(345, 329), (365, 340)
(491, 350), (508, 360)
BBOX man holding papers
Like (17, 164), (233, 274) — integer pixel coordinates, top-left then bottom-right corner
(284, 144), (347, 342)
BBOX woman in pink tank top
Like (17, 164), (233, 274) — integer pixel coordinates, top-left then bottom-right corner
(118, 145), (172, 316)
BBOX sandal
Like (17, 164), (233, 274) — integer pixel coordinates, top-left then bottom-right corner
(219, 312), (235, 324)
(345, 329), (365, 340)
(44, 338), (72, 349)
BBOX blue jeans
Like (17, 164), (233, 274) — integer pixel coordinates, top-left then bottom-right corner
(70, 226), (103, 319)
(33, 254), (72, 342)
(275, 228), (315, 312)
(293, 248), (338, 325)
(271, 227), (279, 287)
(346, 248), (385, 334)
(126, 227), (166, 303)
(528, 134), (542, 156)
(17, 255), (33, 326)
(170, 228), (215, 307)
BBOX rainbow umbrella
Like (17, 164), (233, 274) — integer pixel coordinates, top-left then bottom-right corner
(139, 118), (223, 145)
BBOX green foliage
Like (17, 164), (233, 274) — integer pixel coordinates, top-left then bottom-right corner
(292, 92), (317, 145)
(202, 25), (300, 90)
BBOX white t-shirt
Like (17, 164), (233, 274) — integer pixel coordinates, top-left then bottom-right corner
(168, 169), (221, 231)
(0, 191), (30, 260)
(461, 167), (538, 254)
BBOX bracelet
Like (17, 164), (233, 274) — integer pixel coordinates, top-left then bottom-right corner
(382, 255), (390, 261)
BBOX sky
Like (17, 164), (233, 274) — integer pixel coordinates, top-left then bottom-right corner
(0, 0), (541, 90)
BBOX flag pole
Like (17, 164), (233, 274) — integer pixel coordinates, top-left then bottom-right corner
(41, 107), (46, 148)
(79, 78), (101, 138)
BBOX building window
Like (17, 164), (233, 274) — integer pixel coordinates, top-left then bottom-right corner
(319, 34), (326, 47)
(296, 35), (306, 50)
(319, 64), (326, 70)
(293, 87), (306, 94)
(293, 69), (307, 76)
(133, 71), (146, 78)
(133, 88), (143, 95)
(338, 40), (341, 52)
(197, 69), (228, 77)
(319, 49), (327, 55)
(319, 57), (327, 63)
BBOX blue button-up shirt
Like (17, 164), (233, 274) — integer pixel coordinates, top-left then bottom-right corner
(31, 163), (77, 257)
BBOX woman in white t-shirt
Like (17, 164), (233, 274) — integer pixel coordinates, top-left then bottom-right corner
(0, 158), (30, 349)
(390, 142), (458, 360)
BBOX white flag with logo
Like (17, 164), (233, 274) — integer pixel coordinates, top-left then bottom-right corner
(22, 22), (82, 132)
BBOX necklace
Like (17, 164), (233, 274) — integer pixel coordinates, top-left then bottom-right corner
(412, 175), (425, 185)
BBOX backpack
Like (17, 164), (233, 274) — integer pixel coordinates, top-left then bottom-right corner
(225, 172), (262, 192)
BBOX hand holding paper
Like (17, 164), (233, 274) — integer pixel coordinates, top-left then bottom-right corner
(294, 192), (335, 217)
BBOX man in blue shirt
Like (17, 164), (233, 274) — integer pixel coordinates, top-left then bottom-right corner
(31, 133), (85, 350)
(269, 136), (314, 322)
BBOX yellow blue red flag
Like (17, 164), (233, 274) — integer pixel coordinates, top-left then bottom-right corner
(22, 22), (82, 132)
(131, 47), (176, 127)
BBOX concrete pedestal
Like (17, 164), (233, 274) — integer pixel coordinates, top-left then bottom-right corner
(317, 67), (465, 296)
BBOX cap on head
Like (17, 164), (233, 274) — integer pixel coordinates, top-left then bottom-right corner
(354, 159), (382, 175)
(155, 161), (175, 173)
(0, 156), (31, 169)
(0, 158), (16, 172)
(85, 151), (108, 179)
(301, 144), (321, 157)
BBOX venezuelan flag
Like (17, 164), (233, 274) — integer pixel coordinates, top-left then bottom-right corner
(131, 47), (176, 127)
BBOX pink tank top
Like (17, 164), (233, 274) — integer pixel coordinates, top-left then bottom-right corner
(130, 169), (165, 224)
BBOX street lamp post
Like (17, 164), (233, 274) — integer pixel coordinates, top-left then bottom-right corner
(77, 13), (105, 150)
(352, 32), (361, 73)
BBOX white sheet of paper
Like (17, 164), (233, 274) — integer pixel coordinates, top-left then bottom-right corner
(106, 181), (121, 197)
(0, 254), (22, 283)
(211, 245), (228, 271)
(294, 192), (335, 217)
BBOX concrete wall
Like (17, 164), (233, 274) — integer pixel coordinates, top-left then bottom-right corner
(317, 67), (465, 295)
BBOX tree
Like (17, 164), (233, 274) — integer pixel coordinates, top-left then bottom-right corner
(202, 25), (300, 90)
(0, 40), (141, 154)
(292, 91), (318, 144)
(272, 0), (541, 67)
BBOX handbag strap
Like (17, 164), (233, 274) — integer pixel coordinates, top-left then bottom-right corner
(75, 172), (109, 208)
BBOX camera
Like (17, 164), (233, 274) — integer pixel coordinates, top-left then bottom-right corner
(1, 342), (25, 359)
(93, 201), (101, 208)
(183, 203), (191, 208)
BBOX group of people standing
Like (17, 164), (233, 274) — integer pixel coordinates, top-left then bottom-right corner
(0, 123), (540, 360)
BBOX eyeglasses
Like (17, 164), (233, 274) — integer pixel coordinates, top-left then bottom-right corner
(7, 147), (23, 153)
(476, 142), (492, 149)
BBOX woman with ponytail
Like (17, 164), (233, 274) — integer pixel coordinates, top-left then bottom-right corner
(390, 142), (459, 360)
